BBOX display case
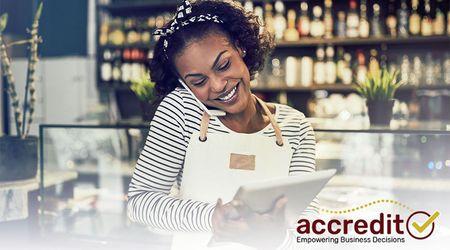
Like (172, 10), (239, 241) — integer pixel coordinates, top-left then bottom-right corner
(37, 122), (450, 247)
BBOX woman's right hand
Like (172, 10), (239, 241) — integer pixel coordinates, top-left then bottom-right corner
(211, 196), (288, 249)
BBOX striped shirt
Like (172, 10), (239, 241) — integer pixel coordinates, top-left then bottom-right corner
(127, 87), (317, 233)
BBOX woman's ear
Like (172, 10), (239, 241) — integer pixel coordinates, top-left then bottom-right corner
(234, 42), (247, 58)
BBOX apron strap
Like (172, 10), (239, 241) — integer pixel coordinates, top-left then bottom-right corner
(254, 95), (284, 146)
(199, 112), (210, 142)
(198, 95), (284, 146)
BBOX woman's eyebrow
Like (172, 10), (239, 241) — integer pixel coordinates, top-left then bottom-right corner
(184, 50), (228, 79)
(211, 50), (228, 70)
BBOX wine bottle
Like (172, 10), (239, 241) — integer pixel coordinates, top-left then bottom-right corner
(300, 56), (313, 86)
(100, 49), (113, 83)
(369, 49), (380, 76)
(336, 47), (345, 83)
(285, 56), (298, 87)
(342, 53), (353, 85)
(324, 0), (334, 38)
(284, 9), (300, 41)
(346, 0), (359, 38)
(356, 50), (367, 84)
(273, 1), (287, 41)
(336, 11), (346, 38)
(297, 2), (310, 37)
(386, 0), (397, 37)
(371, 3), (383, 37)
(314, 46), (326, 85)
(325, 46), (336, 84)
(433, 0), (446, 35)
(421, 0), (433, 36)
(264, 3), (275, 36)
(400, 55), (410, 85)
(311, 6), (325, 38)
(397, 0), (409, 37)
(409, 0), (421, 35)
(359, 0), (370, 38)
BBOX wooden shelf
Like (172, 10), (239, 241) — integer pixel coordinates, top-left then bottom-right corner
(276, 35), (450, 48)
(98, 35), (450, 50)
(98, 82), (450, 92)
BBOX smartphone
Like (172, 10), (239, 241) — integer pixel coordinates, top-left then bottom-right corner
(177, 78), (226, 116)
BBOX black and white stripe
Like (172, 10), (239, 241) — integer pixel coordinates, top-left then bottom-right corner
(127, 87), (317, 233)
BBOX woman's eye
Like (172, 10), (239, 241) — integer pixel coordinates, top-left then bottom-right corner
(192, 78), (206, 86)
(218, 60), (231, 71)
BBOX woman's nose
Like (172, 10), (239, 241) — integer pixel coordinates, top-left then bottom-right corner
(209, 77), (227, 93)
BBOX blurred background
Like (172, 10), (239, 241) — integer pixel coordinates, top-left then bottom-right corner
(0, 0), (449, 249)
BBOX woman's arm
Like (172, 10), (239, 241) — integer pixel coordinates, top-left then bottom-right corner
(127, 92), (215, 232)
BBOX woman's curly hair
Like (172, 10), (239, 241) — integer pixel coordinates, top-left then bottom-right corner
(149, 0), (275, 101)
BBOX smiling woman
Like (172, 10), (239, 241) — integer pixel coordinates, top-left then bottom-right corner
(127, 1), (317, 249)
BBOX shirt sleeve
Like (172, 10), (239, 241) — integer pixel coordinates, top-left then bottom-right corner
(127, 91), (215, 232)
(288, 117), (319, 215)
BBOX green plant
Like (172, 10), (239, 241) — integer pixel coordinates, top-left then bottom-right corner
(130, 71), (156, 102)
(0, 3), (43, 138)
(355, 68), (404, 101)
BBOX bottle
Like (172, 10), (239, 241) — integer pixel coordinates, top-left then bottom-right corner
(99, 21), (109, 46)
(325, 46), (336, 84)
(336, 11), (346, 38)
(284, 9), (300, 41)
(285, 56), (298, 87)
(314, 46), (326, 85)
(346, 0), (359, 38)
(433, 0), (446, 35)
(297, 2), (310, 37)
(356, 50), (367, 84)
(370, 3), (383, 37)
(421, 0), (433, 36)
(400, 55), (410, 85)
(254, 6), (264, 33)
(369, 49), (380, 76)
(264, 3), (275, 37)
(444, 53), (450, 85)
(410, 56), (423, 86)
(109, 18), (125, 46)
(324, 0), (333, 38)
(243, 0), (253, 12)
(336, 47), (345, 83)
(448, 7), (450, 35)
(409, 0), (421, 35)
(100, 49), (113, 83)
(125, 18), (140, 45)
(140, 18), (151, 44)
(359, 0), (370, 38)
(121, 49), (132, 84)
(397, 0), (409, 37)
(300, 56), (314, 86)
(310, 6), (325, 38)
(273, 1), (287, 41)
(342, 53), (353, 85)
(386, 0), (397, 37)
(424, 53), (435, 85)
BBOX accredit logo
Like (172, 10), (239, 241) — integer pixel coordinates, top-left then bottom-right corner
(295, 207), (440, 245)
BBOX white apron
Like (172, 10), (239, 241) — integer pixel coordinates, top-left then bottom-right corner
(171, 96), (293, 250)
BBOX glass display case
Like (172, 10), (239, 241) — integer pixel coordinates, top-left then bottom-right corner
(37, 122), (450, 248)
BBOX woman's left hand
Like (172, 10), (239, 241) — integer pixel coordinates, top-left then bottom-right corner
(212, 196), (289, 249)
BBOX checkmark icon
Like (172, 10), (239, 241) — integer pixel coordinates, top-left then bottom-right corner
(412, 211), (440, 233)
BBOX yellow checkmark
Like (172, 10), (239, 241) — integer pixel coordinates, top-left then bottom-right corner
(412, 211), (440, 233)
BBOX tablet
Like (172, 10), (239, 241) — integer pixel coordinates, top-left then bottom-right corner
(233, 169), (336, 217)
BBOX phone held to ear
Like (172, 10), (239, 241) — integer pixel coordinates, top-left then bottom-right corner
(178, 78), (226, 117)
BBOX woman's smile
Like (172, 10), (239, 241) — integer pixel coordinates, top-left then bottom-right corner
(214, 80), (241, 105)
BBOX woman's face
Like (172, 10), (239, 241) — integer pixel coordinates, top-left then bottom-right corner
(174, 32), (252, 115)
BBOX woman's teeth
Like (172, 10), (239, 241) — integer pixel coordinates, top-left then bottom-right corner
(218, 84), (238, 102)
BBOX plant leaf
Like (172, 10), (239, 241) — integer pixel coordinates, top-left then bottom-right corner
(0, 13), (8, 33)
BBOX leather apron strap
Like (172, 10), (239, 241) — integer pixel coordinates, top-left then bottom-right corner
(198, 94), (284, 146)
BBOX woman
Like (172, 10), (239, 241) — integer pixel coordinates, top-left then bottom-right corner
(127, 0), (317, 249)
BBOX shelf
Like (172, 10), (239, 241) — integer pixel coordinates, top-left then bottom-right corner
(98, 82), (450, 92)
(251, 84), (450, 93)
(276, 35), (450, 48)
(98, 35), (450, 51)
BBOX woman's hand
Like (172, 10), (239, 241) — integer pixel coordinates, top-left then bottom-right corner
(211, 196), (288, 249)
